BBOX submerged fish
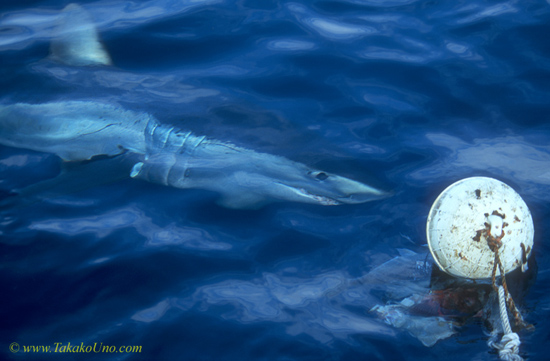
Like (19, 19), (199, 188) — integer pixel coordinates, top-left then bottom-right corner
(0, 100), (386, 209)
(131, 118), (385, 208)
(0, 4), (387, 209)
(0, 101), (150, 161)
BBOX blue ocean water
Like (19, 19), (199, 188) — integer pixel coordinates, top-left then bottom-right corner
(1, 0), (550, 360)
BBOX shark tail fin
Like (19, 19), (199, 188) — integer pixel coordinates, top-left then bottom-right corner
(49, 3), (112, 66)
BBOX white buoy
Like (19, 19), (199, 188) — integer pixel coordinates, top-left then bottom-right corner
(426, 177), (534, 279)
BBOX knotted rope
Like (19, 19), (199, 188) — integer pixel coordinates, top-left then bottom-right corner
(486, 219), (529, 361)
(487, 286), (522, 361)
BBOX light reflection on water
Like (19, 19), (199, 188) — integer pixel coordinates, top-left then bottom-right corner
(1, 0), (549, 360)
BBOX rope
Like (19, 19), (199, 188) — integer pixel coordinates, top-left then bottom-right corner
(487, 286), (523, 361)
(491, 250), (527, 329)
(498, 286), (513, 335)
(486, 224), (525, 361)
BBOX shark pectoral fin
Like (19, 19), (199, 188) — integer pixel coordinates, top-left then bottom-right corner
(216, 193), (268, 210)
(1, 153), (141, 210)
(130, 162), (144, 178)
(50, 3), (112, 66)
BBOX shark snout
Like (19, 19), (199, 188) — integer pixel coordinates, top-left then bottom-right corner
(329, 176), (388, 204)
(281, 172), (388, 206)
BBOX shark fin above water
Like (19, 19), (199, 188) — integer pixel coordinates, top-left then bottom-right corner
(49, 3), (112, 66)
(0, 3), (388, 209)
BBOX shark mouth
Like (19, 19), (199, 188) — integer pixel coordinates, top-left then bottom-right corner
(298, 188), (342, 205)
(276, 182), (342, 205)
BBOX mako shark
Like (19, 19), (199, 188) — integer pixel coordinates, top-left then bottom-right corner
(0, 4), (386, 209)
(0, 101), (385, 208)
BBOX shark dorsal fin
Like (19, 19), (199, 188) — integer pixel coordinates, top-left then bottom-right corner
(49, 3), (112, 66)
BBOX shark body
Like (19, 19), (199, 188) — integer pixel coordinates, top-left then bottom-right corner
(0, 4), (386, 209)
(132, 117), (385, 208)
(0, 101), (150, 161)
(0, 100), (385, 209)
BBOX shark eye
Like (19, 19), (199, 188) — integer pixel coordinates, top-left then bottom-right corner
(315, 172), (328, 181)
